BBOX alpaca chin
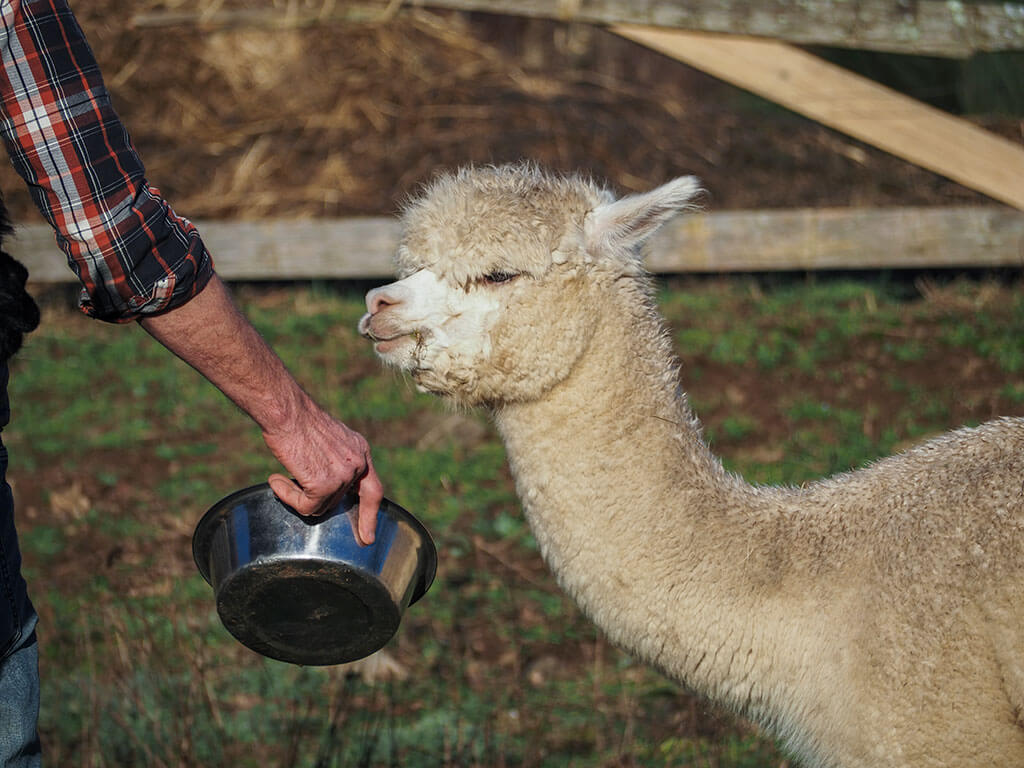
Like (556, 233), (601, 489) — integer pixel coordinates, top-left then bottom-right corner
(372, 335), (414, 358)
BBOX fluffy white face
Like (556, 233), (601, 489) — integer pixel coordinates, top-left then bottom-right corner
(357, 164), (702, 407)
(357, 268), (506, 399)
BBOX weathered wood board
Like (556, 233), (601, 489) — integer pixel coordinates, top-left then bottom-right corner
(648, 206), (1024, 272)
(132, 0), (1024, 57)
(15, 207), (1023, 283)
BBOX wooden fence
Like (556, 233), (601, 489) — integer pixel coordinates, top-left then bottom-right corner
(134, 0), (1024, 57)
(17, 1), (1024, 281)
(16, 206), (1022, 283)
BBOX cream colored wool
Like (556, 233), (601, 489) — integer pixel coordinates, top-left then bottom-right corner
(358, 163), (1024, 768)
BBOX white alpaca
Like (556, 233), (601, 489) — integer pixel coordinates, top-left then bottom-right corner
(357, 163), (1024, 768)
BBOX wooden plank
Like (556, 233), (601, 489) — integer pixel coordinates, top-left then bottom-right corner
(612, 27), (1024, 212)
(131, 0), (1024, 56)
(15, 218), (403, 283)
(647, 206), (1024, 272)
(14, 208), (1023, 283)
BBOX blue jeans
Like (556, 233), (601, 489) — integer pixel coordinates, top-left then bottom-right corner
(0, 364), (41, 767)
(0, 622), (40, 768)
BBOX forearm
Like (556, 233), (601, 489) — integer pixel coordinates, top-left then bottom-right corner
(140, 276), (384, 543)
(139, 275), (307, 435)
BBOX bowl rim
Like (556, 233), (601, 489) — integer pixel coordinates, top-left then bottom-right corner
(192, 483), (437, 605)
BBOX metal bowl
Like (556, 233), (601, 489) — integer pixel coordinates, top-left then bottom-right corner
(193, 484), (437, 666)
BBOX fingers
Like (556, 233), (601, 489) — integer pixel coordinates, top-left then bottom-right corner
(262, 407), (384, 545)
(267, 473), (312, 513)
(355, 456), (385, 546)
(267, 472), (349, 515)
(266, 472), (339, 514)
(267, 455), (384, 548)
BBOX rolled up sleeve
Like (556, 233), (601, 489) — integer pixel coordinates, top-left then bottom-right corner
(0, 0), (213, 322)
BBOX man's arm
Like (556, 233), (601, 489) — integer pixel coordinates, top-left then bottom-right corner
(140, 275), (383, 544)
(0, 0), (213, 321)
(0, 1), (382, 541)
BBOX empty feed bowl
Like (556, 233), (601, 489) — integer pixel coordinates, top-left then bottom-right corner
(193, 484), (437, 666)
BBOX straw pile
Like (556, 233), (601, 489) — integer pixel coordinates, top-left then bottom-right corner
(0, 0), (1008, 223)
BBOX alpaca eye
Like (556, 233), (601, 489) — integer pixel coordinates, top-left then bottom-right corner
(482, 270), (519, 285)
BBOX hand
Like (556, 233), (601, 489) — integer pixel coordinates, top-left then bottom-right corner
(139, 276), (385, 544)
(264, 404), (384, 545)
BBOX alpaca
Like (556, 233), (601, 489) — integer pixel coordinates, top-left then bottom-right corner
(357, 163), (1024, 768)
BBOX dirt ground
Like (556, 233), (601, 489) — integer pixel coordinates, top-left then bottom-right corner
(5, 8), (1023, 762)
(0, 3), (1021, 223)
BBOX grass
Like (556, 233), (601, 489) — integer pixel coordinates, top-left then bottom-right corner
(4, 274), (1023, 767)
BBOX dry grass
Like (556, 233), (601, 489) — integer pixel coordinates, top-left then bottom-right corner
(1, 0), (1009, 229)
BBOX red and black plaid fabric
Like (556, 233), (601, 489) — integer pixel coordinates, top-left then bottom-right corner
(0, 0), (213, 322)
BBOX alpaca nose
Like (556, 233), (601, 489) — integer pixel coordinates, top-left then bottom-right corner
(365, 284), (403, 316)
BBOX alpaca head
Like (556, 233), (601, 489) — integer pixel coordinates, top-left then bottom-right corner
(358, 163), (700, 407)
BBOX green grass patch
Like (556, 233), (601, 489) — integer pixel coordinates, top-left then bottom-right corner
(3, 276), (1021, 766)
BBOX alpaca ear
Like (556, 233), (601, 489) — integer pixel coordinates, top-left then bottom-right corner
(584, 176), (701, 254)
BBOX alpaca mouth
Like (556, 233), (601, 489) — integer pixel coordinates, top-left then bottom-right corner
(358, 313), (417, 355)
(372, 334), (415, 355)
(359, 322), (428, 361)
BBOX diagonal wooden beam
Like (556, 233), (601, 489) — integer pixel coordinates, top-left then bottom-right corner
(611, 26), (1024, 212)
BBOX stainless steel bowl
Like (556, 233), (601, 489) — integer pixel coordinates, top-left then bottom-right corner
(193, 484), (437, 666)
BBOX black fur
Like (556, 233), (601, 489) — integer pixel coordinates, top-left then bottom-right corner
(0, 199), (39, 364)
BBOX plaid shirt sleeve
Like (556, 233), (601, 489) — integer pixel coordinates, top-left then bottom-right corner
(0, 0), (214, 322)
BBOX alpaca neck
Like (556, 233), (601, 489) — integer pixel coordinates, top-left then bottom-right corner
(492, 295), (829, 742)
(494, 294), (739, 580)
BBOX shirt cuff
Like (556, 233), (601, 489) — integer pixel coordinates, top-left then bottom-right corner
(78, 246), (216, 323)
(70, 186), (217, 323)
